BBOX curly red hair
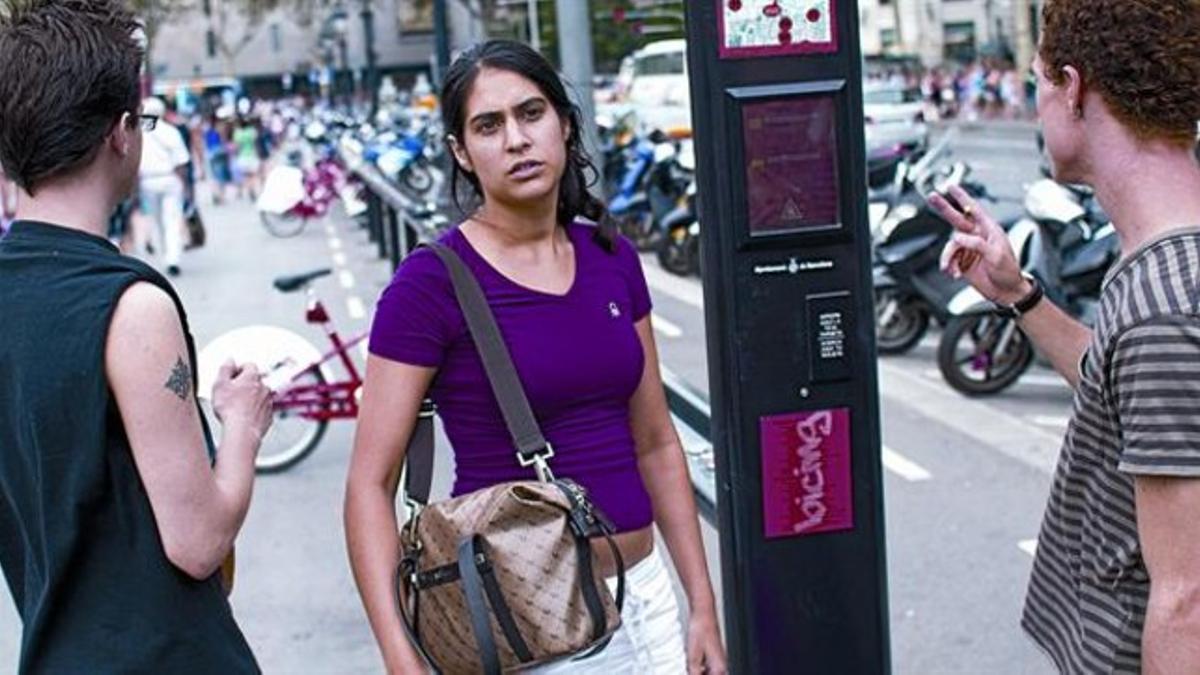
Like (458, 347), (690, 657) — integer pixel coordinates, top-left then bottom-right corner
(1040, 0), (1200, 146)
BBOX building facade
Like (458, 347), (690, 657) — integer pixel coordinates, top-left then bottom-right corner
(149, 0), (486, 98)
(859, 0), (1041, 70)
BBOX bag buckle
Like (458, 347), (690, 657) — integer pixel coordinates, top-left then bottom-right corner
(517, 444), (556, 482)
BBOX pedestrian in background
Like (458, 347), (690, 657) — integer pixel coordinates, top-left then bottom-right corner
(345, 39), (726, 674)
(934, 0), (1200, 671)
(232, 116), (262, 200)
(0, 1), (270, 672)
(203, 112), (232, 204)
(138, 96), (191, 277)
(164, 103), (200, 247)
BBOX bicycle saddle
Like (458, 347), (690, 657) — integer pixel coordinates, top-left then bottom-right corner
(273, 268), (333, 293)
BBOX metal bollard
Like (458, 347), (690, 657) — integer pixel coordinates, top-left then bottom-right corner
(382, 206), (395, 261)
(366, 192), (382, 244)
(387, 207), (402, 270)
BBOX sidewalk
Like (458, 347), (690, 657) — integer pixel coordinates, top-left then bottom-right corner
(933, 117), (1039, 137)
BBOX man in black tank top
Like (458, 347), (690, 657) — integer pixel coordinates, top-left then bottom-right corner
(0, 3), (272, 672)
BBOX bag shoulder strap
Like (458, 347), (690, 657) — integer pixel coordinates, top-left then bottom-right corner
(403, 241), (551, 505)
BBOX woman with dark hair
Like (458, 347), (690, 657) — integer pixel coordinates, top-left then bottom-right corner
(346, 40), (726, 674)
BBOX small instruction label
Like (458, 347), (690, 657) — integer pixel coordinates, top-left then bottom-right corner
(753, 258), (835, 276)
(808, 291), (852, 383)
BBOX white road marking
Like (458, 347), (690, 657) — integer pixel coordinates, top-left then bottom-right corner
(651, 313), (683, 338)
(1019, 539), (1038, 557)
(328, 236), (343, 251)
(882, 446), (933, 482)
(346, 296), (365, 319)
(879, 361), (1063, 475)
(332, 252), (347, 267)
(339, 270), (356, 289)
(641, 255), (704, 309)
(1019, 373), (1070, 388)
(1032, 415), (1070, 429)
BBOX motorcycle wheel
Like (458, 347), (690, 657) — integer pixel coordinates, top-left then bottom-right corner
(657, 230), (695, 276)
(937, 314), (1035, 396)
(261, 210), (309, 238)
(401, 164), (434, 195)
(874, 290), (929, 355)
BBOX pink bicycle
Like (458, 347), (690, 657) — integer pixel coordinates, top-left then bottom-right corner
(198, 268), (367, 473)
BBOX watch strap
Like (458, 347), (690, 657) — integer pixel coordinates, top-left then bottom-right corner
(1013, 274), (1044, 316)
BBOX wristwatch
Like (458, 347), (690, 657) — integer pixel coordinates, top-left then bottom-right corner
(997, 273), (1044, 319)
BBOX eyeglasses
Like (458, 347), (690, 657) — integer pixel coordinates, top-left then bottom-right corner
(137, 114), (159, 132)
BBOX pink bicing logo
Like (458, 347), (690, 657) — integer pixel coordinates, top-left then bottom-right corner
(760, 408), (854, 538)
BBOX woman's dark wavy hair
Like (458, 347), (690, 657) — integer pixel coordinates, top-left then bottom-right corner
(440, 39), (616, 251)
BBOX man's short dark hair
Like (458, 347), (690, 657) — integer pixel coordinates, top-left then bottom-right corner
(0, 0), (144, 195)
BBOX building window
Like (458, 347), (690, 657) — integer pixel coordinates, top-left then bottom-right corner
(880, 28), (898, 50)
(943, 21), (977, 62)
(270, 24), (282, 53)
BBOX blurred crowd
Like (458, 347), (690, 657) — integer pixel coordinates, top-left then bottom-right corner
(106, 94), (321, 276)
(870, 60), (1035, 122)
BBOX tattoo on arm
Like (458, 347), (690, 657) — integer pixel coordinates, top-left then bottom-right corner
(164, 356), (193, 402)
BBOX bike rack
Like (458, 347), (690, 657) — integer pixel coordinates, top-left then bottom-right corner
(341, 146), (445, 270)
(341, 145), (718, 525)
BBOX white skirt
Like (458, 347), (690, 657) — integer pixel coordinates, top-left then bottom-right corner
(530, 547), (688, 674)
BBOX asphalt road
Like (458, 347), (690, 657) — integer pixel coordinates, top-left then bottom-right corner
(1, 122), (1064, 673)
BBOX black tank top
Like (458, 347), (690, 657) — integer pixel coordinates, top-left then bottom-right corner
(0, 221), (258, 673)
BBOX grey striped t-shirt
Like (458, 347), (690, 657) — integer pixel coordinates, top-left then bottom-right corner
(1022, 228), (1200, 673)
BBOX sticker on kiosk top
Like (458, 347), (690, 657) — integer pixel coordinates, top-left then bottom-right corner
(760, 407), (854, 539)
(719, 0), (838, 59)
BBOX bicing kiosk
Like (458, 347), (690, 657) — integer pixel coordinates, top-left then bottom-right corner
(682, 2), (890, 673)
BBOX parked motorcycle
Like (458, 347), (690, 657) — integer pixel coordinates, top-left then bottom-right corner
(936, 179), (1118, 396)
(656, 179), (700, 277)
(609, 128), (694, 251)
(871, 133), (998, 354)
(597, 110), (639, 200)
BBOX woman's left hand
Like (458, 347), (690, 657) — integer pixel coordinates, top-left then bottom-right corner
(686, 611), (728, 675)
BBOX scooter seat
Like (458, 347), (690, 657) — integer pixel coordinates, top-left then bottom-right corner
(273, 268), (333, 293)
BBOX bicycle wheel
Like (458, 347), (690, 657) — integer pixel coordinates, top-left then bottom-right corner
(260, 209), (308, 238)
(197, 325), (332, 474)
(255, 369), (329, 473)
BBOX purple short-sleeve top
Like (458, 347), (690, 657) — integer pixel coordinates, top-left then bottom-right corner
(369, 222), (654, 532)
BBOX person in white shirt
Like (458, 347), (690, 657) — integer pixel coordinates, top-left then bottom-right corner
(138, 97), (191, 276)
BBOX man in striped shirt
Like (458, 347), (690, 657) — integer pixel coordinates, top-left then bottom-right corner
(930, 0), (1200, 672)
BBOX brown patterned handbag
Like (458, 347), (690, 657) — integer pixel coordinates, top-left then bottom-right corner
(396, 242), (625, 674)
